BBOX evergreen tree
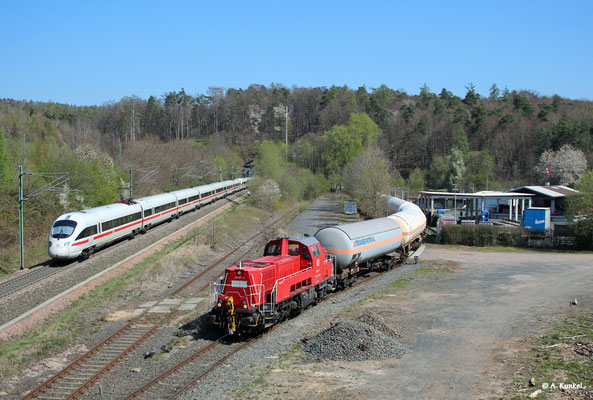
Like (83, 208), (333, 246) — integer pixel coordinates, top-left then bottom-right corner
(489, 83), (500, 100)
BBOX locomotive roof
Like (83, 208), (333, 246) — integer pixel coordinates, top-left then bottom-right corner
(280, 235), (320, 247)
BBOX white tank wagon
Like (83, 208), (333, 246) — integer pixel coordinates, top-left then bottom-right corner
(385, 196), (427, 247)
(314, 196), (426, 281)
(48, 177), (249, 260)
(314, 218), (402, 270)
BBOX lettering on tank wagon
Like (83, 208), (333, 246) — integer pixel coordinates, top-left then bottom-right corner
(354, 236), (375, 247)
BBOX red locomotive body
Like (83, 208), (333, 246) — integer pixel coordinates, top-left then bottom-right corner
(206, 236), (335, 335)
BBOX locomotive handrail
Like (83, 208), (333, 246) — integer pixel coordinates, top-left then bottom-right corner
(210, 282), (266, 310)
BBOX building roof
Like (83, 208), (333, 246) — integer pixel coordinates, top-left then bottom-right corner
(509, 185), (580, 198)
(419, 191), (533, 199)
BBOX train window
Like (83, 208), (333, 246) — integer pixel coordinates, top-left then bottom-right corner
(144, 209), (152, 217)
(264, 242), (281, 256)
(76, 225), (98, 240)
(288, 244), (299, 256)
(51, 220), (77, 239)
(296, 282), (301, 290)
(302, 248), (311, 260)
(311, 245), (321, 257)
(290, 284), (295, 293)
(302, 279), (307, 287)
(189, 195), (199, 202)
(307, 278), (311, 286)
(102, 211), (141, 231)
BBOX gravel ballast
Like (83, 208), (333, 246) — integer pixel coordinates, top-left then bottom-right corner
(302, 318), (407, 361)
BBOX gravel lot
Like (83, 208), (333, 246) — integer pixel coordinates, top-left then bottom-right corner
(231, 246), (593, 400)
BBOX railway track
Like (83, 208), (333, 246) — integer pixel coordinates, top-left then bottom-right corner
(120, 335), (253, 399)
(23, 323), (158, 400)
(19, 208), (297, 399)
(0, 265), (55, 299)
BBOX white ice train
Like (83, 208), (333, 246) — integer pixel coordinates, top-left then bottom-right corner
(48, 178), (249, 260)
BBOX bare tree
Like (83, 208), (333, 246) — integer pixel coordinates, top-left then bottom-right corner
(343, 147), (393, 217)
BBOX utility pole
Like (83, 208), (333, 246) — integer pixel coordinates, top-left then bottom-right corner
(285, 104), (288, 162)
(18, 165), (24, 271)
(126, 166), (159, 200)
(18, 166), (70, 270)
(219, 166), (222, 182)
(231, 164), (234, 180)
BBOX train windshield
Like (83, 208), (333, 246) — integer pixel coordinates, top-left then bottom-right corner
(51, 220), (77, 239)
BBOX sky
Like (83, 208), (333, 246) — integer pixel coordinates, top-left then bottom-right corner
(1, 1), (592, 106)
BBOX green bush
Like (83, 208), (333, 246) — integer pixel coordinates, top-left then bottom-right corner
(442, 225), (526, 247)
(575, 216), (593, 250)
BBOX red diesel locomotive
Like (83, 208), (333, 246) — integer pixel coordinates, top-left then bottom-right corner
(205, 235), (336, 335)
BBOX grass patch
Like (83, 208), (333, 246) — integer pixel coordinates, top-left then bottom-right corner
(510, 311), (593, 399)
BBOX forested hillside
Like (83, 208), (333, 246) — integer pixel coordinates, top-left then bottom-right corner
(1, 83), (592, 271)
(4, 82), (592, 187)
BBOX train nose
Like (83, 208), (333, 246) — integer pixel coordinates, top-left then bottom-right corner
(48, 240), (70, 259)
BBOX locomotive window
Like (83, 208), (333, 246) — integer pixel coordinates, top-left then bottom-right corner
(302, 248), (311, 260)
(296, 282), (301, 290)
(51, 220), (77, 239)
(302, 279), (307, 287)
(288, 244), (299, 256)
(75, 225), (98, 240)
(290, 284), (295, 293)
(311, 245), (321, 257)
(307, 278), (311, 286)
(264, 242), (281, 256)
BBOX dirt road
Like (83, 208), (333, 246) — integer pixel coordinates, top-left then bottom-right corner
(255, 245), (593, 399)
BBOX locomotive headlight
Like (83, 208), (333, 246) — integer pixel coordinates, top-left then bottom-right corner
(217, 298), (223, 307)
(236, 270), (242, 276)
(242, 300), (248, 309)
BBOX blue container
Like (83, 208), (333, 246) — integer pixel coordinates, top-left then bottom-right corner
(523, 208), (550, 231)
